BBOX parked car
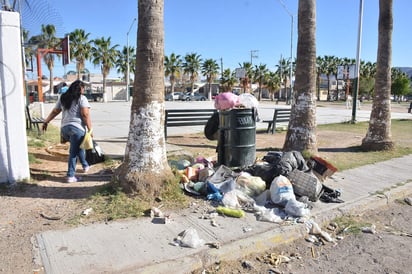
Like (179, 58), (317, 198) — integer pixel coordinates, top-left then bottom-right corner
(182, 92), (207, 101)
(165, 92), (183, 101)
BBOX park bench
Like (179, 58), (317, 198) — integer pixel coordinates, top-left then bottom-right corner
(25, 106), (45, 134)
(165, 109), (217, 139)
(263, 108), (291, 134)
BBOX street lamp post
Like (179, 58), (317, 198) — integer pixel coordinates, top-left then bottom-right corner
(277, 0), (294, 105)
(126, 18), (136, 102)
(351, 0), (364, 123)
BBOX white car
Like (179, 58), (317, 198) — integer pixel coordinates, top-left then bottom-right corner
(165, 92), (183, 101)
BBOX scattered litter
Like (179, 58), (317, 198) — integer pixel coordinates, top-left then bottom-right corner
(305, 235), (318, 243)
(174, 227), (205, 248)
(404, 197), (412, 206)
(361, 224), (377, 234)
(254, 204), (284, 223)
(243, 227), (252, 233)
(150, 207), (164, 218)
(269, 175), (296, 206)
(81, 208), (93, 216)
(319, 230), (334, 242)
(284, 199), (311, 217)
(216, 206), (245, 218)
(241, 260), (254, 270)
(40, 212), (62, 220)
(206, 242), (221, 249)
(263, 253), (291, 267)
(152, 215), (171, 224)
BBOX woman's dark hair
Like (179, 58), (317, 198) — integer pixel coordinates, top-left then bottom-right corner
(60, 80), (85, 109)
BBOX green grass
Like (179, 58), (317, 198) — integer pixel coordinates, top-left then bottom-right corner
(317, 119), (412, 170)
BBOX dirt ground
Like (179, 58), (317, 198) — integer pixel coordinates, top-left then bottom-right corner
(0, 102), (410, 273)
(195, 198), (412, 274)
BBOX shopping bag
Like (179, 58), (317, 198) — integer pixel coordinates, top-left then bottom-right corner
(80, 129), (93, 150)
(86, 141), (105, 165)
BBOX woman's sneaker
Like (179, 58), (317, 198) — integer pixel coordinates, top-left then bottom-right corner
(67, 176), (80, 183)
(83, 166), (90, 173)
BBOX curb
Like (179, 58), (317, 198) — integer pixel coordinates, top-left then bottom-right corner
(134, 180), (412, 274)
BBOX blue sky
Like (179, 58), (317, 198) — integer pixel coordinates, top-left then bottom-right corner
(23, 0), (411, 80)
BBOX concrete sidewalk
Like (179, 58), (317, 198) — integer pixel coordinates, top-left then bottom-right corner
(35, 154), (412, 274)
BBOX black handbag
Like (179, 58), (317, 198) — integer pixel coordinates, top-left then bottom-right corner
(85, 141), (105, 165)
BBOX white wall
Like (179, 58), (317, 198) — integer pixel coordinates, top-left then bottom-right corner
(0, 11), (30, 183)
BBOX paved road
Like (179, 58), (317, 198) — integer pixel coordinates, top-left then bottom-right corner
(38, 100), (411, 158)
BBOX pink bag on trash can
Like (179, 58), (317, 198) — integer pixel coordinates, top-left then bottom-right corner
(214, 92), (239, 110)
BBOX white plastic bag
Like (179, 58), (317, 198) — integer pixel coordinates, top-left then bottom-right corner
(269, 175), (296, 206)
(237, 93), (259, 109)
(176, 227), (205, 248)
(236, 174), (266, 198)
(284, 199), (310, 217)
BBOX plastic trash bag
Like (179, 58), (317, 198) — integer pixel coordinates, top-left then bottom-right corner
(253, 204), (285, 223)
(222, 190), (241, 208)
(236, 174), (266, 198)
(237, 93), (259, 109)
(214, 92), (239, 110)
(269, 175), (296, 206)
(176, 227), (205, 248)
(208, 165), (236, 184)
(276, 151), (309, 176)
(285, 199), (311, 217)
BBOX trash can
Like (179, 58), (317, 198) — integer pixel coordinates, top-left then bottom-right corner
(218, 108), (256, 167)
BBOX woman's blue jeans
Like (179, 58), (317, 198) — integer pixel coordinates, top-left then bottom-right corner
(61, 125), (89, 177)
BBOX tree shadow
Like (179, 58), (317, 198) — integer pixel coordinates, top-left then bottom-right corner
(318, 145), (363, 153)
(0, 180), (112, 200)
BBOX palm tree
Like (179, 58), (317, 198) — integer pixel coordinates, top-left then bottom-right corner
(164, 53), (182, 99)
(342, 57), (356, 98)
(283, 0), (318, 153)
(316, 56), (327, 101)
(39, 24), (60, 95)
(201, 58), (219, 100)
(115, 0), (171, 195)
(116, 45), (136, 82)
(276, 57), (290, 101)
(69, 29), (92, 80)
(266, 71), (281, 101)
(182, 53), (202, 95)
(91, 37), (119, 102)
(22, 29), (35, 71)
(220, 68), (237, 91)
(362, 0), (394, 151)
(323, 55), (336, 101)
(253, 64), (269, 101)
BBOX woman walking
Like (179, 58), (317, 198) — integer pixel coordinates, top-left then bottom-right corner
(42, 80), (93, 183)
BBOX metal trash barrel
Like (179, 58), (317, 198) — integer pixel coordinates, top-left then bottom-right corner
(218, 108), (256, 167)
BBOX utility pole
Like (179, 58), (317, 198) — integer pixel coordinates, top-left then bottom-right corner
(250, 50), (258, 91)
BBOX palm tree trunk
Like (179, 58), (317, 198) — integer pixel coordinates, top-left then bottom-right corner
(115, 0), (172, 195)
(283, 0), (318, 154)
(361, 0), (394, 151)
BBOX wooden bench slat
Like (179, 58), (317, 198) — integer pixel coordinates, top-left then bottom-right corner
(165, 109), (217, 139)
(25, 106), (45, 134)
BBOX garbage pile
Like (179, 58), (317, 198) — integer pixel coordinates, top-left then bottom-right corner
(170, 151), (342, 224)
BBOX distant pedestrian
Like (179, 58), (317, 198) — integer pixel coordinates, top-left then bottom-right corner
(42, 80), (93, 183)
